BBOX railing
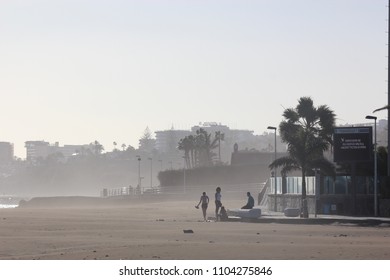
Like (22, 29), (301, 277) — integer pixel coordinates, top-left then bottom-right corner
(101, 183), (266, 201)
(100, 187), (160, 197)
(269, 176), (316, 195)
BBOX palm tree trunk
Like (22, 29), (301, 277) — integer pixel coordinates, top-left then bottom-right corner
(185, 152), (190, 169)
(301, 170), (309, 218)
(194, 149), (199, 167)
(190, 149), (194, 169)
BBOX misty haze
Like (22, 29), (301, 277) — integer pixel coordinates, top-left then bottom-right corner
(1, 0), (390, 264)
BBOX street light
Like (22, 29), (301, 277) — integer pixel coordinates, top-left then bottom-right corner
(136, 155), (141, 191)
(158, 159), (163, 171)
(182, 156), (186, 194)
(267, 126), (277, 212)
(313, 168), (320, 218)
(140, 177), (144, 194)
(216, 131), (224, 162)
(366, 115), (378, 217)
(148, 157), (153, 189)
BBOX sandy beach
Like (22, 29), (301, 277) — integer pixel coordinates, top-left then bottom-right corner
(0, 197), (389, 260)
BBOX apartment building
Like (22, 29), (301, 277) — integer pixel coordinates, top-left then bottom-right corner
(25, 141), (91, 162)
(0, 142), (14, 163)
(154, 129), (191, 154)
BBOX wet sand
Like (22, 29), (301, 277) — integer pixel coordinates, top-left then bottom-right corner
(0, 198), (389, 260)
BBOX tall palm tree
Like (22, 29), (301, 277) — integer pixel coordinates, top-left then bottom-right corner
(178, 136), (191, 168)
(187, 135), (196, 168)
(269, 97), (336, 218)
(92, 140), (104, 155)
(215, 131), (225, 163)
(195, 128), (218, 166)
(178, 129), (219, 168)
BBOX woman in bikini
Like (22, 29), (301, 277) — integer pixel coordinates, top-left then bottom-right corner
(196, 192), (210, 221)
(215, 187), (222, 221)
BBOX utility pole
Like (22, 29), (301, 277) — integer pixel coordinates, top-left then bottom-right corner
(183, 156), (186, 194)
(136, 155), (141, 192)
(215, 131), (223, 162)
(388, 1), (390, 176)
(148, 157), (153, 189)
(267, 126), (277, 212)
(366, 116), (378, 216)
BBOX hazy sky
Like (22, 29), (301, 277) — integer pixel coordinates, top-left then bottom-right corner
(1, 0), (388, 158)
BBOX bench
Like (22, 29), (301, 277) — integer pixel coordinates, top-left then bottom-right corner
(284, 208), (301, 217)
(227, 208), (261, 219)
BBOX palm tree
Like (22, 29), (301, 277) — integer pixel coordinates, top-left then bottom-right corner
(195, 128), (218, 166)
(187, 135), (196, 168)
(178, 129), (219, 168)
(269, 97), (336, 218)
(178, 136), (192, 168)
(91, 140), (104, 155)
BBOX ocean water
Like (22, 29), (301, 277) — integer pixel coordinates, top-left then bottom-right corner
(0, 204), (18, 209)
(0, 196), (22, 208)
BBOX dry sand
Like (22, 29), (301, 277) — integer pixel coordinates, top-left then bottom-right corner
(0, 197), (390, 260)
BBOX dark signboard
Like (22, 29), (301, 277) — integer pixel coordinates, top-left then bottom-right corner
(333, 126), (372, 163)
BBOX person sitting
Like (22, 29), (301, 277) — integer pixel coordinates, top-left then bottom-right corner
(219, 206), (228, 221)
(241, 192), (255, 209)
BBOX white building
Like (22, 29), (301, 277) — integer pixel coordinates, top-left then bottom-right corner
(154, 129), (191, 154)
(25, 141), (92, 162)
(0, 142), (14, 163)
(154, 123), (264, 163)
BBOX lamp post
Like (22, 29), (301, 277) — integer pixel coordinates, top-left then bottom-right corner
(148, 157), (153, 189)
(388, 0), (390, 177)
(136, 155), (141, 191)
(313, 168), (320, 218)
(158, 159), (163, 171)
(267, 126), (277, 212)
(140, 177), (144, 194)
(183, 156), (186, 194)
(366, 115), (378, 216)
(216, 131), (224, 163)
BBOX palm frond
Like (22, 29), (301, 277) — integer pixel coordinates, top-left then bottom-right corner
(269, 156), (299, 169)
(296, 97), (316, 125)
(308, 157), (336, 177)
(282, 108), (299, 123)
(373, 105), (389, 113)
(317, 105), (335, 126)
(281, 164), (301, 175)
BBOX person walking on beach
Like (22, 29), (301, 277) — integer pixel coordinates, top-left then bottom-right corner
(195, 192), (209, 221)
(215, 187), (222, 220)
(241, 192), (255, 209)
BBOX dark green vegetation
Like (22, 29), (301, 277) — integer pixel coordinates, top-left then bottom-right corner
(178, 128), (224, 168)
